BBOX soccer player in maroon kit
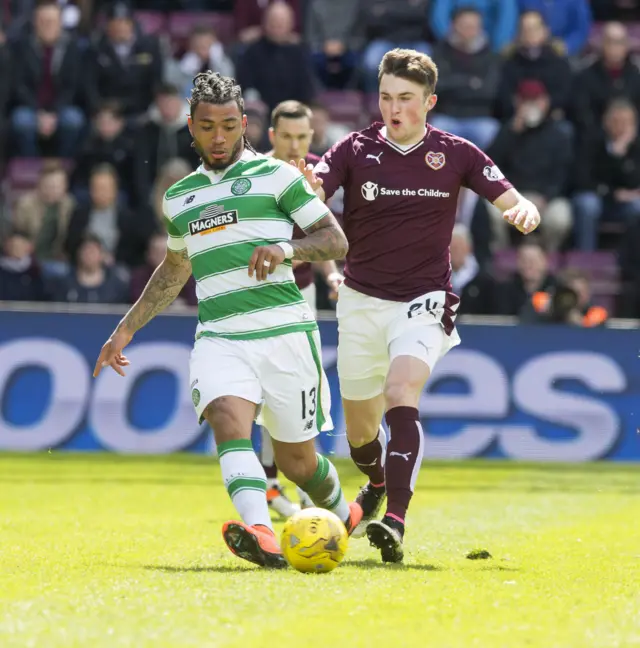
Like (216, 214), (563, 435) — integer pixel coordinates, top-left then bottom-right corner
(260, 100), (344, 517)
(298, 49), (540, 563)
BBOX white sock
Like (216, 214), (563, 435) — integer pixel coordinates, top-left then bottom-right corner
(301, 454), (350, 524)
(218, 439), (273, 531)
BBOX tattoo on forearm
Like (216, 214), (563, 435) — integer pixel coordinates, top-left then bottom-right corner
(119, 248), (191, 333)
(291, 215), (348, 262)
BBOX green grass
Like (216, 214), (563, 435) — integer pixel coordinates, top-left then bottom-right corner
(1, 453), (640, 648)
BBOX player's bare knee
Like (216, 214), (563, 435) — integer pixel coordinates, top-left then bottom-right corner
(278, 450), (317, 486)
(204, 397), (249, 443)
(346, 424), (379, 447)
(383, 380), (422, 410)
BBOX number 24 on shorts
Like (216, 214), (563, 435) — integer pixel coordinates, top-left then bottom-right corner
(407, 297), (443, 319)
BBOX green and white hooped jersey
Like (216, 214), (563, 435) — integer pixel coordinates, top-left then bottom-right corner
(164, 150), (329, 341)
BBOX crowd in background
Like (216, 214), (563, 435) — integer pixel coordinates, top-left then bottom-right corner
(1, 0), (640, 323)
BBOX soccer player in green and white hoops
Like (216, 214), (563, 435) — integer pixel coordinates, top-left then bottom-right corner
(93, 71), (362, 569)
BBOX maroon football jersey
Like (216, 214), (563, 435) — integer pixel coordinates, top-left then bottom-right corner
(292, 152), (321, 290)
(315, 122), (513, 302)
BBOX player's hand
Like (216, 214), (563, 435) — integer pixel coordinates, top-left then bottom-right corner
(503, 200), (540, 235)
(248, 244), (286, 281)
(290, 158), (324, 192)
(93, 328), (133, 378)
(326, 271), (344, 300)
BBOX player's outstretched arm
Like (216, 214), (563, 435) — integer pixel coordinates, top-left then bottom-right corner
(93, 248), (192, 377)
(493, 188), (541, 235)
(292, 213), (348, 262)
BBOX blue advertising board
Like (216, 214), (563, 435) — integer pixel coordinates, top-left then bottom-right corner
(0, 309), (638, 461)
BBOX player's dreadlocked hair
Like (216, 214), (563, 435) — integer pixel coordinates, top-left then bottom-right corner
(189, 71), (257, 153)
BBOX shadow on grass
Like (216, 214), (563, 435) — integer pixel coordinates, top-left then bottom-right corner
(142, 563), (255, 574)
(343, 558), (444, 571)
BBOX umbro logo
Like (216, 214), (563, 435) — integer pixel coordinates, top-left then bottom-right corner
(183, 194), (196, 206)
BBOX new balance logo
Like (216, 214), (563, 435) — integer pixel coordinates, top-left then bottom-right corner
(389, 451), (412, 462)
(183, 194), (196, 206)
(366, 152), (383, 164)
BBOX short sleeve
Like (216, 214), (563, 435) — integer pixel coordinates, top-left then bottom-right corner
(163, 196), (186, 252)
(462, 141), (514, 203)
(314, 133), (352, 201)
(277, 167), (330, 230)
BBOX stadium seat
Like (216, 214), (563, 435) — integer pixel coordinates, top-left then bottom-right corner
(492, 249), (561, 280)
(133, 11), (167, 36)
(167, 12), (236, 47)
(564, 251), (620, 280)
(365, 92), (381, 121)
(316, 91), (364, 127)
(3, 158), (74, 206)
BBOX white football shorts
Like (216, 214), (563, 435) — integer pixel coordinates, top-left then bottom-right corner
(336, 283), (461, 400)
(190, 330), (332, 443)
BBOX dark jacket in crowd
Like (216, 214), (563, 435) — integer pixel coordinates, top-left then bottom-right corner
(10, 32), (83, 110)
(86, 33), (163, 116)
(458, 270), (500, 315)
(236, 37), (315, 112)
(488, 118), (572, 199)
(496, 43), (572, 119)
(431, 39), (501, 118)
(572, 56), (640, 132)
(573, 133), (640, 193)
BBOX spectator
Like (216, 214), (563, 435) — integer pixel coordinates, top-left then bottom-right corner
(237, 1), (315, 112)
(487, 80), (573, 252)
(498, 239), (556, 316)
(151, 157), (193, 229)
(572, 22), (640, 134)
(234, 0), (302, 45)
(618, 216), (640, 318)
(591, 0), (640, 22)
(65, 164), (152, 268)
(0, 38), (10, 165)
(358, 0), (432, 92)
(521, 268), (608, 326)
(130, 233), (197, 307)
(308, 100), (349, 156)
(430, 6), (501, 151)
(71, 101), (135, 202)
(0, 229), (47, 302)
(52, 234), (128, 303)
(518, 0), (592, 57)
(245, 105), (269, 152)
(450, 223), (498, 315)
(10, 0), (85, 157)
(305, 0), (360, 89)
(133, 84), (195, 207)
(572, 98), (640, 251)
(430, 0), (518, 52)
(12, 163), (75, 277)
(496, 10), (572, 122)
(86, 1), (163, 118)
(166, 25), (235, 100)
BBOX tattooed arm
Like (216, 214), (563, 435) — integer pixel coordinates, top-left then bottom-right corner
(291, 213), (348, 262)
(93, 248), (192, 377)
(118, 247), (192, 334)
(248, 213), (348, 281)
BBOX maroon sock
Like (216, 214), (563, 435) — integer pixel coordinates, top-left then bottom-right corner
(262, 462), (278, 480)
(348, 426), (386, 486)
(384, 406), (424, 523)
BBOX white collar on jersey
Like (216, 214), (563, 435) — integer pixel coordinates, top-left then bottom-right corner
(380, 125), (428, 155)
(198, 148), (258, 182)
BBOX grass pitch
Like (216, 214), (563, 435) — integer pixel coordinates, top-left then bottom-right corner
(1, 453), (639, 648)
